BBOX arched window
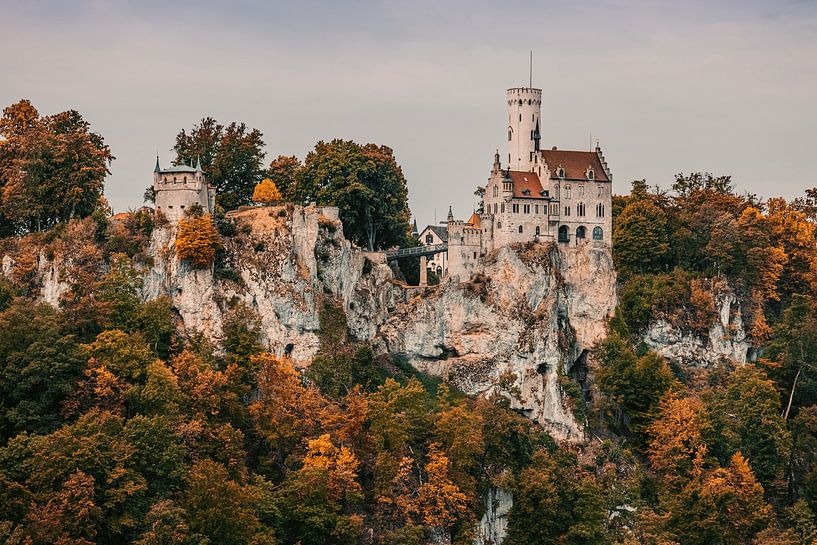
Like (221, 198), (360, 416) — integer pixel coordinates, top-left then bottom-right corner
(576, 226), (587, 239)
(501, 203), (505, 213)
(497, 221), (502, 228)
(558, 225), (569, 243)
(518, 225), (523, 233)
(596, 203), (605, 217)
(577, 203), (585, 217)
(593, 226), (603, 240)
(535, 226), (541, 236)
(564, 206), (571, 217)
(508, 127), (513, 141)
(558, 167), (565, 178)
(426, 234), (433, 244)
(493, 186), (499, 197)
(564, 185), (572, 199)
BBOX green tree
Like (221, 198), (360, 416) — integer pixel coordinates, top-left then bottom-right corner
(0, 299), (84, 441)
(173, 117), (266, 210)
(505, 449), (606, 545)
(296, 139), (411, 250)
(267, 155), (302, 200)
(0, 100), (113, 233)
(613, 182), (669, 276)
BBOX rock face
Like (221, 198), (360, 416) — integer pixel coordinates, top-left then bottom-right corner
(642, 289), (751, 367)
(376, 241), (617, 442)
(476, 488), (513, 545)
(142, 205), (400, 363)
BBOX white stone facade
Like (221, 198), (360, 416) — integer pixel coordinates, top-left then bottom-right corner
(445, 86), (614, 279)
(153, 159), (216, 223)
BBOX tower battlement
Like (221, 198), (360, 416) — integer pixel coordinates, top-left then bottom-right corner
(152, 157), (215, 223)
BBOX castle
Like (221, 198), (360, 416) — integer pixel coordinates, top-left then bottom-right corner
(152, 156), (216, 222)
(443, 86), (613, 278)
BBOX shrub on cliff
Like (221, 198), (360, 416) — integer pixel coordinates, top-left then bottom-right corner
(252, 179), (282, 205)
(175, 214), (221, 269)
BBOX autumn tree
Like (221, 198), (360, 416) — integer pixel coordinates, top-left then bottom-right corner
(252, 178), (282, 204)
(296, 139), (411, 250)
(0, 100), (113, 233)
(172, 117), (266, 210)
(267, 155), (302, 200)
(175, 214), (221, 268)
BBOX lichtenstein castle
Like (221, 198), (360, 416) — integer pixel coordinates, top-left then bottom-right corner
(445, 86), (613, 278)
(152, 156), (216, 222)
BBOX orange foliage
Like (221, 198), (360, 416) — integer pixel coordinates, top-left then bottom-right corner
(647, 396), (709, 489)
(175, 214), (220, 269)
(301, 433), (362, 502)
(252, 179), (282, 204)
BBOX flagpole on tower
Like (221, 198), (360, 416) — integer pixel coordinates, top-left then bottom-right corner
(529, 51), (533, 88)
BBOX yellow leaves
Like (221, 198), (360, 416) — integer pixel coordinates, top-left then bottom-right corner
(301, 433), (361, 502)
(647, 396), (709, 489)
(252, 179), (282, 204)
(175, 214), (220, 269)
(416, 445), (469, 528)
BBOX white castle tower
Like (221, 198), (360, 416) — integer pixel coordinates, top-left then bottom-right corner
(152, 156), (216, 223)
(507, 87), (542, 172)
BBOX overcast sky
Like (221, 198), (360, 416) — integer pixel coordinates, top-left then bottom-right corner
(2, 0), (816, 228)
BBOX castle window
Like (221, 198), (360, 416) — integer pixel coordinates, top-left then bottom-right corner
(181, 205), (185, 210)
(183, 176), (187, 183)
(596, 203), (605, 217)
(173, 177), (177, 183)
(523, 204), (530, 214)
(518, 225), (523, 233)
(550, 203), (558, 215)
(535, 226), (541, 236)
(577, 185), (584, 196)
(508, 128), (513, 141)
(576, 226), (587, 239)
(593, 226), (603, 240)
(535, 205), (539, 214)
(474, 252), (477, 259)
(597, 184), (604, 197)
(564, 185), (572, 199)
(558, 168), (565, 178)
(577, 203), (585, 217)
(493, 186), (498, 197)
(587, 169), (594, 180)
(168, 206), (173, 209)
(522, 189), (530, 196)
(564, 206), (570, 216)
(512, 203), (519, 213)
(497, 222), (502, 228)
(558, 225), (569, 243)
(426, 234), (433, 244)
(501, 203), (505, 213)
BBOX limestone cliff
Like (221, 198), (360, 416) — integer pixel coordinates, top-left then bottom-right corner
(376, 242), (617, 442)
(143, 205), (399, 362)
(642, 288), (752, 368)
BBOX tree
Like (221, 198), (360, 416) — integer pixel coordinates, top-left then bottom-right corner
(175, 214), (221, 269)
(505, 449), (606, 545)
(173, 118), (266, 211)
(0, 299), (84, 441)
(296, 139), (411, 250)
(252, 179), (282, 204)
(184, 460), (270, 545)
(613, 182), (669, 276)
(0, 100), (113, 233)
(267, 155), (302, 200)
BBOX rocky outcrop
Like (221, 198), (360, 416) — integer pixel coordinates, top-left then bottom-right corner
(143, 205), (400, 362)
(643, 289), (751, 367)
(476, 488), (513, 545)
(376, 241), (617, 441)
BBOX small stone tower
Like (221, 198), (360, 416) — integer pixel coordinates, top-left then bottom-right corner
(507, 87), (542, 172)
(152, 156), (216, 223)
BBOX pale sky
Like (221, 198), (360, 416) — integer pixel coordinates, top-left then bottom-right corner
(2, 0), (816, 229)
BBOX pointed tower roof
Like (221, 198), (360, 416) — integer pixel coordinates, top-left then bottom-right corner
(195, 155), (202, 172)
(466, 211), (481, 228)
(412, 219), (418, 236)
(154, 155), (161, 173)
(447, 206), (454, 222)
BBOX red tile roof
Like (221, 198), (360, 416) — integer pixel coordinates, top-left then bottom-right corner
(508, 171), (549, 199)
(540, 149), (610, 182)
(466, 212), (481, 228)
